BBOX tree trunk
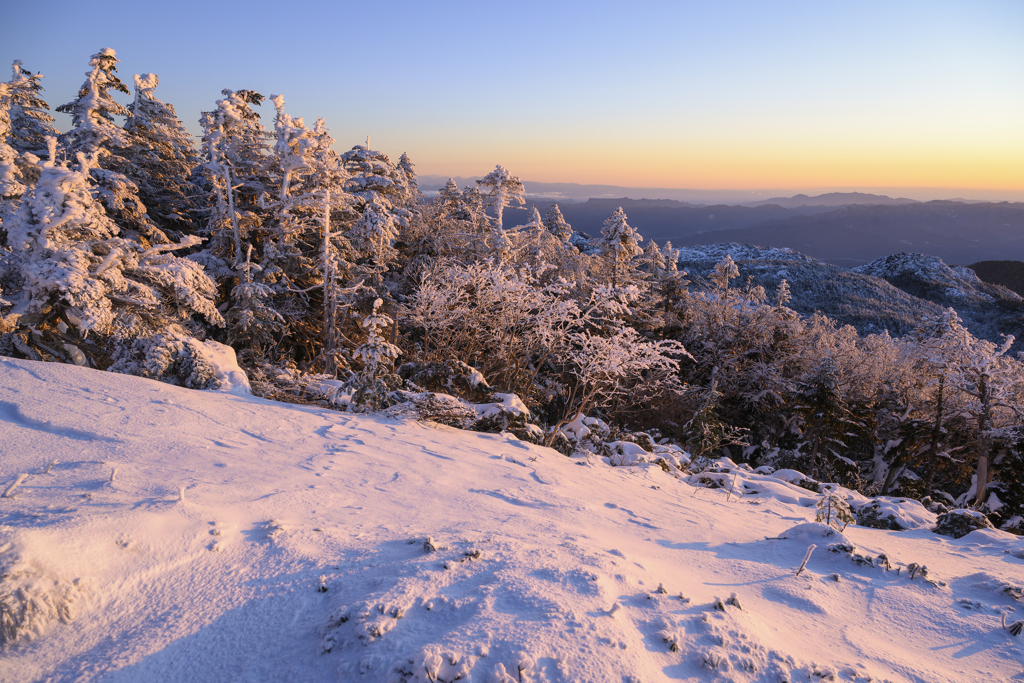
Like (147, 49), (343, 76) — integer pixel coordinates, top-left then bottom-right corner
(974, 374), (992, 508)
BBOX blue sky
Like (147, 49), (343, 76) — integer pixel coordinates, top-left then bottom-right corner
(3, 0), (1022, 198)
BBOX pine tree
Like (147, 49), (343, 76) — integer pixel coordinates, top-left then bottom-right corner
(3, 61), (58, 158)
(397, 152), (419, 209)
(198, 89), (273, 266)
(341, 144), (411, 228)
(346, 298), (401, 411)
(56, 49), (163, 242)
(599, 207), (643, 289)
(476, 164), (525, 230)
(2, 138), (222, 365)
(122, 73), (202, 233)
(543, 203), (573, 242)
(56, 48), (131, 157)
(796, 355), (861, 485)
(0, 81), (26, 199)
(434, 178), (463, 219)
(709, 254), (740, 292)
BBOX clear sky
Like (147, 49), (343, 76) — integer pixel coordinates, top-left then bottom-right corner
(3, 0), (1022, 199)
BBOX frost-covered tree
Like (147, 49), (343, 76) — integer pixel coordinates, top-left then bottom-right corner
(547, 326), (690, 444)
(914, 309), (1024, 508)
(56, 49), (160, 241)
(396, 152), (419, 209)
(1, 138), (222, 366)
(349, 197), (398, 279)
(225, 245), (285, 355)
(543, 203), (573, 243)
(3, 61), (58, 158)
(345, 298), (401, 411)
(598, 207), (643, 289)
(709, 254), (740, 292)
(122, 73), (202, 232)
(476, 165), (525, 230)
(56, 48), (130, 157)
(0, 82), (26, 199)
(198, 89), (272, 266)
(341, 144), (411, 229)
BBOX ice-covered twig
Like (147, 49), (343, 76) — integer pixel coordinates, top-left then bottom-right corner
(2, 474), (28, 498)
(109, 468), (118, 484)
(795, 544), (816, 576)
(725, 473), (739, 502)
(44, 460), (58, 475)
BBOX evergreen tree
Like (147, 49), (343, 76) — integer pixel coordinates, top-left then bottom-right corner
(56, 49), (163, 242)
(123, 73), (202, 232)
(56, 48), (131, 157)
(0, 81), (26, 199)
(341, 144), (411, 228)
(397, 152), (419, 209)
(599, 207), (643, 289)
(796, 355), (861, 485)
(3, 61), (58, 158)
(198, 89), (273, 266)
(2, 139), (222, 364)
(346, 298), (401, 412)
(543, 203), (573, 243)
(476, 164), (525, 230)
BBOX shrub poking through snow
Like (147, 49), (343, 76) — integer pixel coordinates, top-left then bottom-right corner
(816, 488), (855, 531)
(932, 509), (995, 539)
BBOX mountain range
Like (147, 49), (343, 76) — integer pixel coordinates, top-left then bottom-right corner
(675, 245), (1024, 351)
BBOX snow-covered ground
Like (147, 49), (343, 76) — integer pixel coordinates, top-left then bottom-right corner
(1, 357), (1022, 682)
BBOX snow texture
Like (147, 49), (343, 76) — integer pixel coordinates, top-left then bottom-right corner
(0, 358), (1022, 682)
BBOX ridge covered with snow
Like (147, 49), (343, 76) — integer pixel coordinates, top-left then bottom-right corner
(1, 358), (1022, 682)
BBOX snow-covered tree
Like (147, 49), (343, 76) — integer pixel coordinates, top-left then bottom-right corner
(476, 165), (524, 230)
(598, 207), (643, 289)
(709, 254), (740, 292)
(198, 89), (272, 266)
(0, 82), (26, 199)
(56, 49), (162, 241)
(543, 203), (573, 243)
(345, 298), (401, 411)
(341, 144), (411, 228)
(3, 61), (58, 158)
(396, 152), (419, 208)
(1, 138), (222, 365)
(122, 73), (202, 232)
(915, 309), (1023, 507)
(56, 48), (130, 157)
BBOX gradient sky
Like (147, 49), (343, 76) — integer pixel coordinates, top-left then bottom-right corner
(3, 0), (1022, 199)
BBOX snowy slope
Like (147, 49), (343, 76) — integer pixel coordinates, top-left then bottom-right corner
(0, 358), (1022, 682)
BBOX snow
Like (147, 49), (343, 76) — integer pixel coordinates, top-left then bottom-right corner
(196, 339), (251, 395)
(1, 357), (1023, 682)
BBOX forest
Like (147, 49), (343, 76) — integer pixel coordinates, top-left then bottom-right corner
(1, 49), (1021, 536)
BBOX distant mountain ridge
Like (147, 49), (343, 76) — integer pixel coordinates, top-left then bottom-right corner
(741, 192), (918, 208)
(677, 245), (1024, 350)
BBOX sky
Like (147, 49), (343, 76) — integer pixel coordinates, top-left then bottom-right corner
(2, 0), (1023, 200)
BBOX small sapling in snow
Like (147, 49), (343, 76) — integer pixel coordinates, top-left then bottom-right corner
(815, 490), (854, 531)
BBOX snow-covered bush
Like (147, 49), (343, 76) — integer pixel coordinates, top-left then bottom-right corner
(108, 326), (219, 389)
(932, 509), (995, 539)
(397, 359), (494, 403)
